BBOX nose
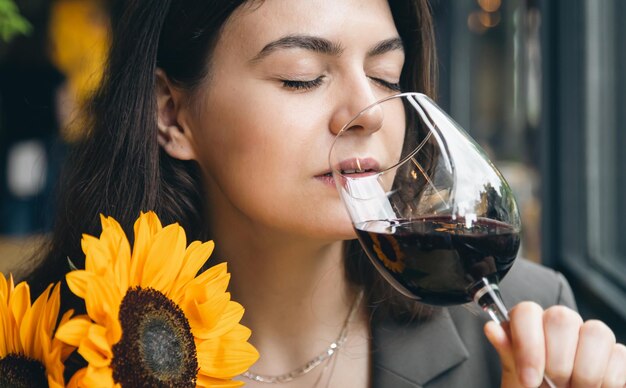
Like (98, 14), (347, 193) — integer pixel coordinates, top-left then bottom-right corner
(329, 77), (385, 136)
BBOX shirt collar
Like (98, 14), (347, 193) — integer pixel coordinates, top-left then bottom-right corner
(371, 307), (470, 387)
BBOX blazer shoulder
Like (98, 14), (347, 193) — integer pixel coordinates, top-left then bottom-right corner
(499, 258), (577, 310)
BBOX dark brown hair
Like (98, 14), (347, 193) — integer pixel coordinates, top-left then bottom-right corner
(28, 0), (438, 321)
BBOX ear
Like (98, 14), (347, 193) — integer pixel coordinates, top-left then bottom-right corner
(155, 68), (197, 161)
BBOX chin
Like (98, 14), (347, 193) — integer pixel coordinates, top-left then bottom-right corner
(339, 227), (358, 240)
(322, 223), (358, 241)
(299, 204), (357, 240)
(297, 219), (355, 242)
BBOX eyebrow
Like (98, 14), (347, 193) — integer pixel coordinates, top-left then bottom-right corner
(250, 35), (404, 62)
(367, 37), (404, 57)
(251, 35), (343, 62)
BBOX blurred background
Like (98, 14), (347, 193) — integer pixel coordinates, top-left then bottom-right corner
(0, 0), (624, 340)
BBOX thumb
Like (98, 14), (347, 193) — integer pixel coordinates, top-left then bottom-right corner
(484, 321), (522, 388)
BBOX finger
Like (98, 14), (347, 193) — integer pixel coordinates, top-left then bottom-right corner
(509, 301), (546, 387)
(543, 305), (582, 386)
(602, 343), (626, 388)
(484, 321), (514, 368)
(571, 320), (616, 388)
(484, 321), (520, 387)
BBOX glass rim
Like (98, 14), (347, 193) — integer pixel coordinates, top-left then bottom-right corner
(329, 91), (435, 178)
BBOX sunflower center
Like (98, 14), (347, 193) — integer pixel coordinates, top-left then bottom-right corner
(111, 287), (198, 388)
(0, 354), (48, 388)
(141, 318), (184, 374)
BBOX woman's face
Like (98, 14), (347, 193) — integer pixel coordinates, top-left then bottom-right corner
(186, 0), (405, 241)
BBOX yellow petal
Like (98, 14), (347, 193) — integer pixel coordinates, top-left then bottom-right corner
(57, 308), (75, 327)
(185, 292), (229, 335)
(196, 326), (260, 378)
(9, 281), (30, 327)
(222, 323), (254, 343)
(44, 346), (65, 387)
(0, 274), (7, 298)
(38, 327), (55, 368)
(43, 283), (62, 335)
(86, 324), (113, 359)
(99, 214), (125, 246)
(78, 337), (111, 368)
(103, 313), (122, 346)
(193, 261), (228, 282)
(80, 233), (98, 259)
(55, 316), (92, 347)
(99, 214), (121, 241)
(113, 235), (130, 295)
(140, 223), (186, 294)
(130, 211), (163, 284)
(85, 276), (120, 325)
(48, 377), (65, 388)
(55, 310), (78, 362)
(183, 277), (228, 305)
(20, 283), (52, 358)
(0, 303), (7, 357)
(170, 240), (215, 300)
(0, 298), (16, 356)
(82, 234), (111, 275)
(66, 367), (87, 388)
(193, 301), (246, 340)
(66, 271), (91, 299)
(186, 263), (230, 298)
(35, 283), (62, 362)
(99, 213), (112, 229)
(8, 273), (15, 293)
(101, 216), (131, 282)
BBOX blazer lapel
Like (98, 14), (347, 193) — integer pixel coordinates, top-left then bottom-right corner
(371, 308), (469, 387)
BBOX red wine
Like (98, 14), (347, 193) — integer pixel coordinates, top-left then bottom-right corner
(355, 216), (520, 305)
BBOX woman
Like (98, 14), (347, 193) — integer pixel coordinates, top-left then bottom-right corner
(29, 0), (625, 386)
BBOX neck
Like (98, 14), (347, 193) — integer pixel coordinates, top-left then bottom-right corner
(210, 219), (360, 375)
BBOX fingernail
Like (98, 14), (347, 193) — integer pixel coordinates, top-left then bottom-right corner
(521, 367), (541, 387)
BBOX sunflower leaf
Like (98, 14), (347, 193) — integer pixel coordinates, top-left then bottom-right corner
(67, 256), (79, 271)
(0, 0), (32, 43)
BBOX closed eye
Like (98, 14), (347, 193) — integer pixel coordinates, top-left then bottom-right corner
(370, 77), (401, 92)
(282, 76), (326, 90)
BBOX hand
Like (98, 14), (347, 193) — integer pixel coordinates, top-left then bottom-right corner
(484, 302), (626, 388)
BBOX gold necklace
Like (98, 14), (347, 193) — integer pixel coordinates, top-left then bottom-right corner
(242, 291), (364, 384)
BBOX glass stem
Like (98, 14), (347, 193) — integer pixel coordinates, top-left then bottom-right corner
(473, 277), (557, 388)
(473, 277), (509, 324)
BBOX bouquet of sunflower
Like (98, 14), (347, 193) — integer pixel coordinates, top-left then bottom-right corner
(0, 211), (259, 387)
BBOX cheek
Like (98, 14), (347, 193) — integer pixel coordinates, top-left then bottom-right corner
(194, 88), (284, 165)
(190, 87), (353, 239)
(194, 107), (288, 194)
(193, 78), (329, 183)
(190, 98), (298, 211)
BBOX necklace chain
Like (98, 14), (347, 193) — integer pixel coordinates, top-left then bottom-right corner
(242, 291), (364, 384)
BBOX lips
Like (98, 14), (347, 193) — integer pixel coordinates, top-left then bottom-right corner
(335, 157), (380, 175)
(316, 158), (381, 189)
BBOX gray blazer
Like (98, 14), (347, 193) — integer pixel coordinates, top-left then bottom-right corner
(371, 259), (576, 387)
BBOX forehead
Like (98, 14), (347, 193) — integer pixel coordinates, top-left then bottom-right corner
(220, 0), (399, 56)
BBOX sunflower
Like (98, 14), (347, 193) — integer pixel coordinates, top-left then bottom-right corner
(370, 232), (406, 273)
(0, 275), (74, 387)
(55, 211), (259, 387)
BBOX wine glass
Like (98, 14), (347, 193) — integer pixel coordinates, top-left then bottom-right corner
(329, 92), (558, 387)
(329, 92), (520, 324)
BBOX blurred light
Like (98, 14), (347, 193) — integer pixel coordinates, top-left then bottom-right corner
(478, 0), (501, 13)
(7, 141), (47, 198)
(479, 10), (501, 28)
(468, 11), (487, 34)
(49, 0), (109, 143)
